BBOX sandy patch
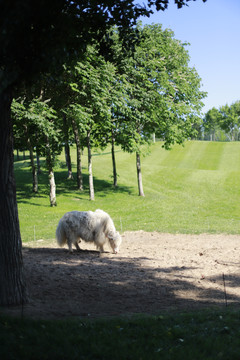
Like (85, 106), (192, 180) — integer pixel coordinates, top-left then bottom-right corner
(3, 231), (240, 319)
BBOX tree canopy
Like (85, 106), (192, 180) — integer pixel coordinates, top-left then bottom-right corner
(12, 23), (206, 199)
(0, 0), (207, 94)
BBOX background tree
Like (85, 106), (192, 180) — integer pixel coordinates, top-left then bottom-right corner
(203, 101), (240, 141)
(12, 97), (39, 193)
(219, 102), (240, 141)
(203, 107), (222, 141)
(62, 113), (74, 180)
(64, 45), (124, 199)
(85, 44), (129, 189)
(33, 100), (61, 207)
(43, 72), (76, 181)
(112, 23), (206, 195)
(13, 96), (60, 205)
(147, 25), (206, 149)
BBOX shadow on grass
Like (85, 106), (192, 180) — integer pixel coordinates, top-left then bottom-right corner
(15, 166), (134, 205)
(6, 245), (240, 319)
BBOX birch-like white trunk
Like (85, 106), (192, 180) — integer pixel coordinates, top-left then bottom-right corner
(49, 170), (57, 207)
(87, 131), (94, 201)
(45, 136), (57, 207)
(136, 152), (145, 197)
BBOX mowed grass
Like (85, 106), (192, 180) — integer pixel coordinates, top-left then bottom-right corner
(15, 140), (240, 242)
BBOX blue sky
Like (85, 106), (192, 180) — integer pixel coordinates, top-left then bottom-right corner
(140, 0), (240, 114)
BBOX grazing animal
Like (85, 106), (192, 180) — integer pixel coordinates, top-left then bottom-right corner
(56, 209), (122, 253)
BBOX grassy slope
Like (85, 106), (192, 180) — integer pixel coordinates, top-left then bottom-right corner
(15, 140), (240, 242)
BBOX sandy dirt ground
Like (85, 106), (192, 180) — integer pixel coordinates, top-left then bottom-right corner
(2, 231), (240, 319)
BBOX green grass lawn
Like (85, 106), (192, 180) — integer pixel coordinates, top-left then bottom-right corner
(15, 140), (240, 242)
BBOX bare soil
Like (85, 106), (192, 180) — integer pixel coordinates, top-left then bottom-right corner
(3, 232), (240, 319)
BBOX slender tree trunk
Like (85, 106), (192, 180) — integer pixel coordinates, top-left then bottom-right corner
(136, 152), (145, 197)
(87, 130), (94, 201)
(71, 118), (83, 190)
(63, 114), (73, 180)
(48, 170), (57, 206)
(30, 146), (38, 193)
(111, 129), (118, 187)
(45, 137), (57, 206)
(36, 152), (41, 174)
(65, 145), (73, 180)
(24, 125), (38, 192)
(0, 89), (28, 305)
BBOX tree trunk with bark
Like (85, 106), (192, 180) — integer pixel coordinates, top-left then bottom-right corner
(30, 146), (38, 193)
(24, 125), (38, 193)
(87, 130), (94, 201)
(0, 89), (28, 305)
(136, 152), (145, 197)
(65, 145), (73, 180)
(111, 129), (118, 187)
(63, 114), (73, 180)
(48, 170), (57, 206)
(45, 137), (57, 207)
(36, 152), (41, 174)
(71, 118), (83, 190)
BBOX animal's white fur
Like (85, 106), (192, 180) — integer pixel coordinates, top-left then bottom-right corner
(56, 209), (122, 254)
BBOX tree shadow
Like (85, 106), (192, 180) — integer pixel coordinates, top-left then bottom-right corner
(15, 167), (134, 205)
(10, 245), (240, 319)
(55, 170), (134, 196)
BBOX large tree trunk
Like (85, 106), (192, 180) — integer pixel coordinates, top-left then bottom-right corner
(71, 118), (83, 191)
(87, 130), (94, 201)
(111, 129), (118, 188)
(136, 152), (145, 197)
(0, 89), (28, 305)
(63, 114), (73, 180)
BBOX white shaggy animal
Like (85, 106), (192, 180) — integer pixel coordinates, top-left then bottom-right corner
(56, 209), (122, 254)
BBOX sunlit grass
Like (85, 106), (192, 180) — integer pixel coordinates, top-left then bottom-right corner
(14, 141), (240, 242)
